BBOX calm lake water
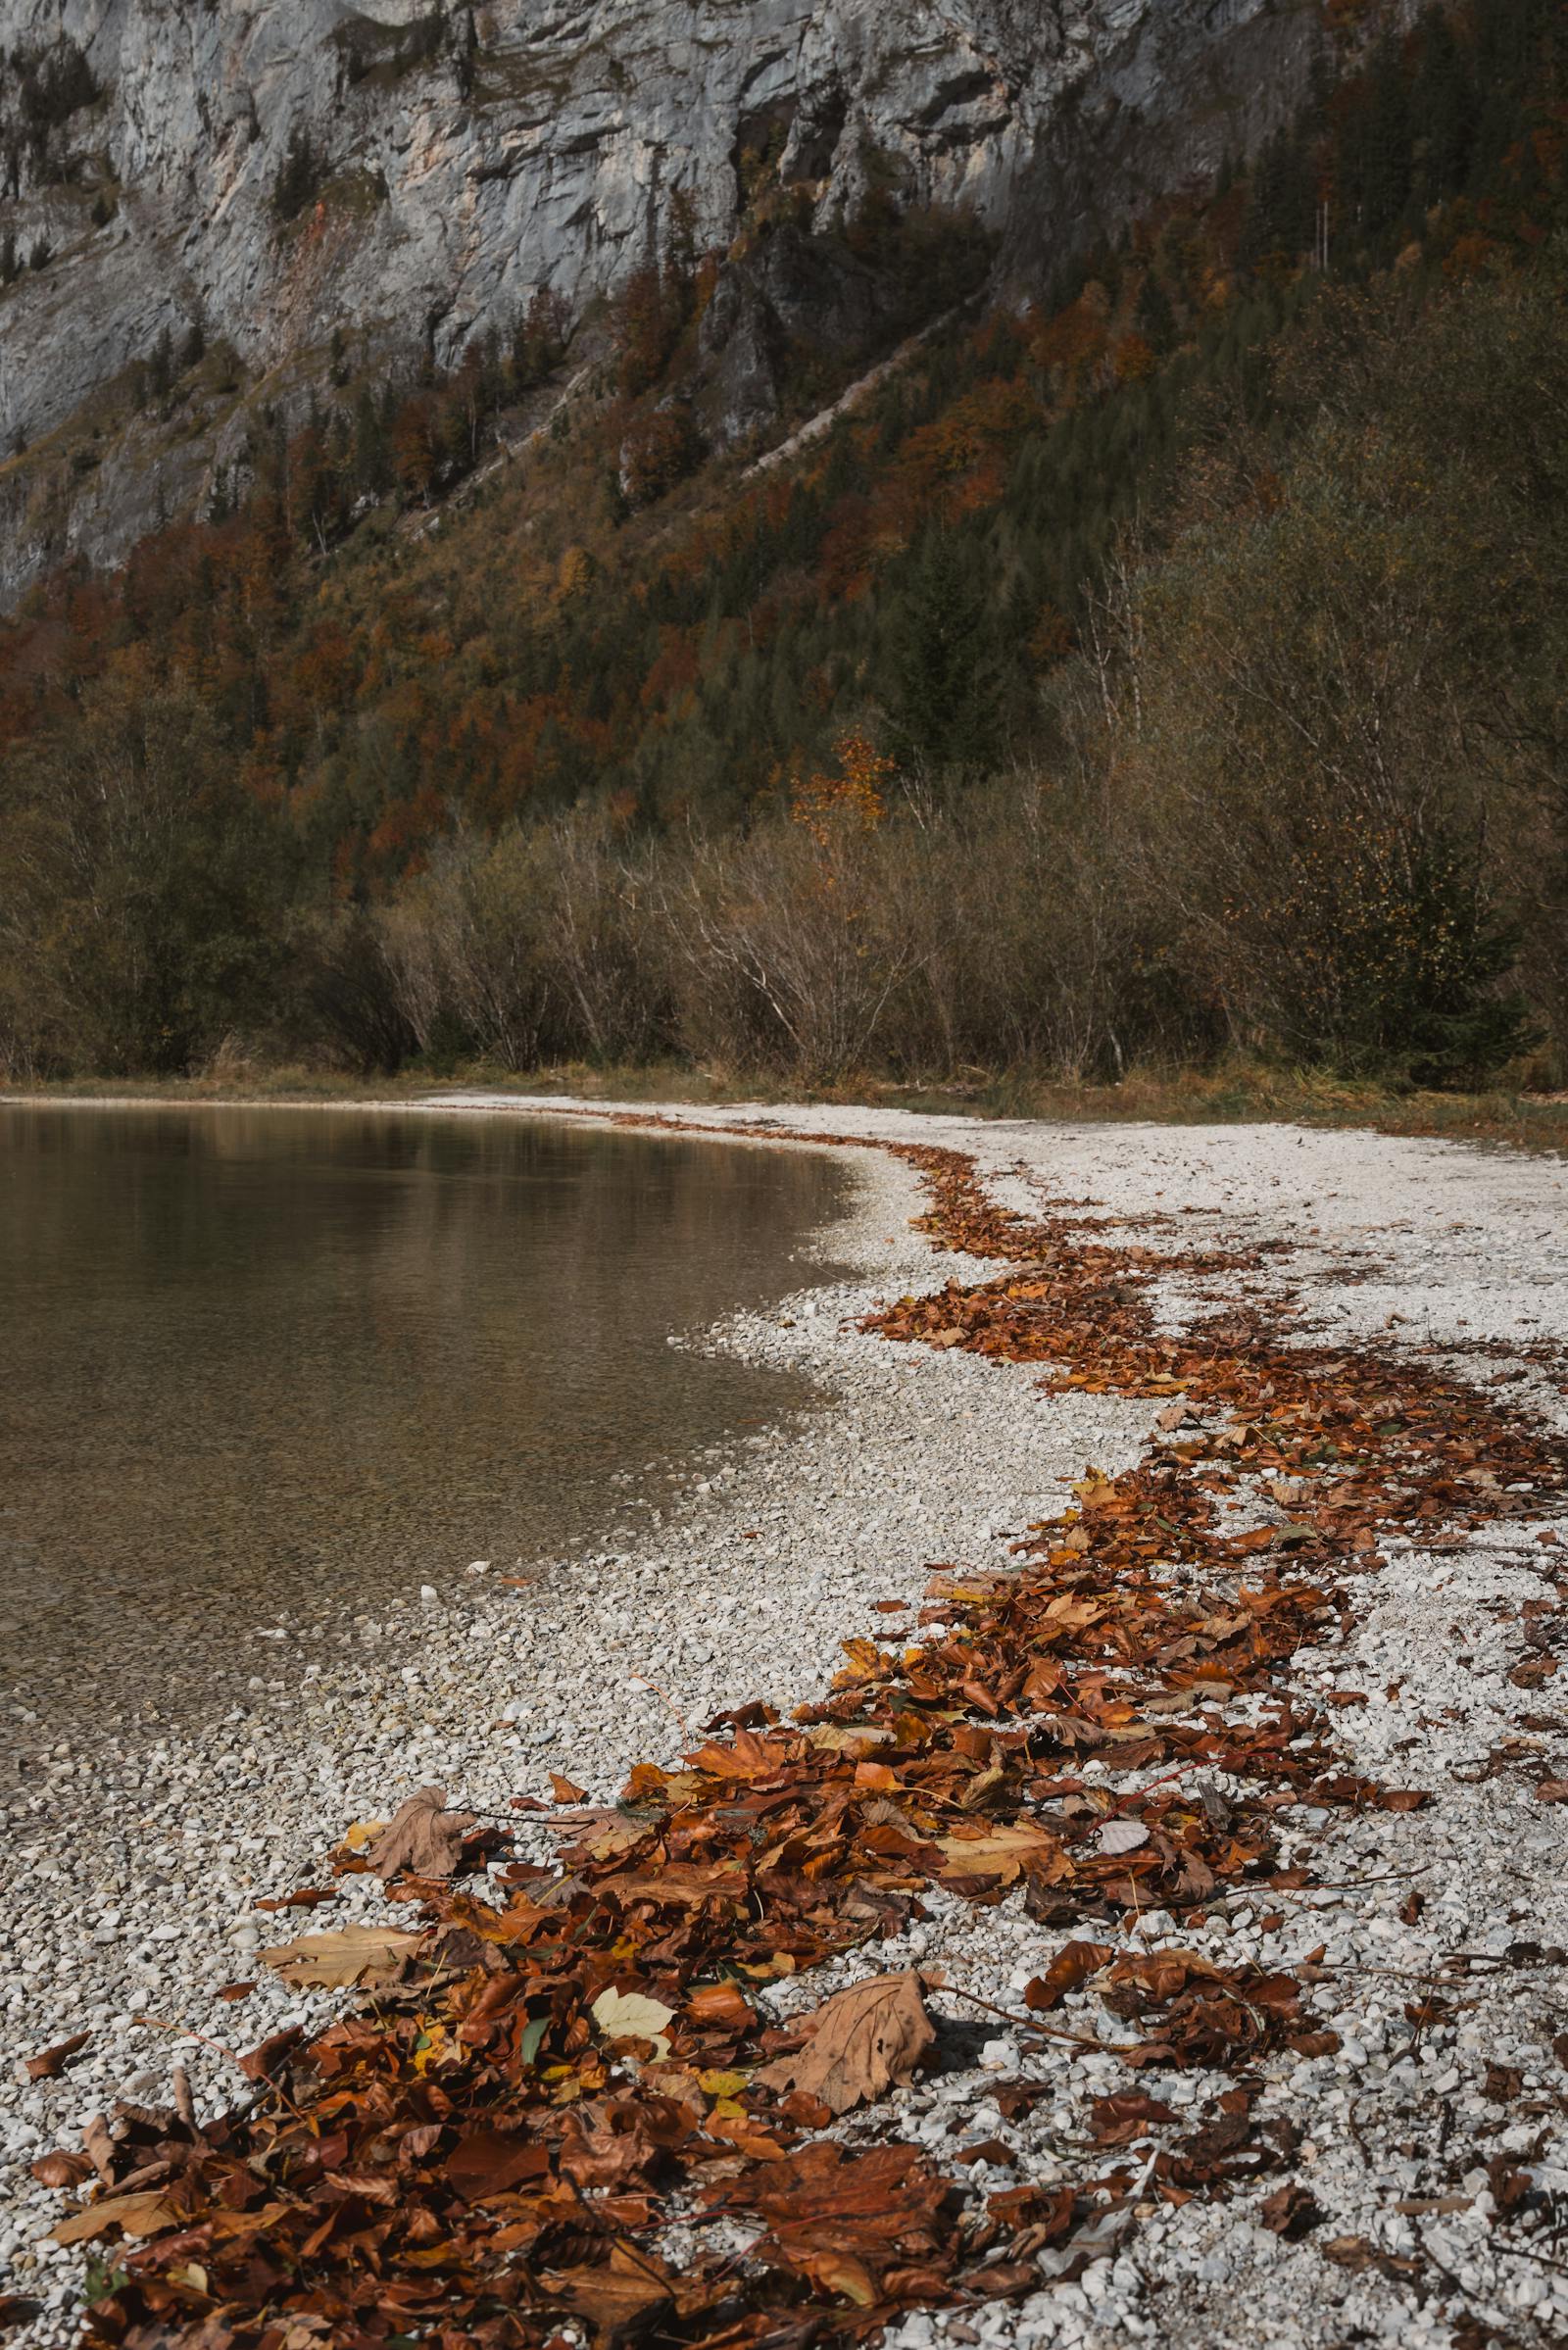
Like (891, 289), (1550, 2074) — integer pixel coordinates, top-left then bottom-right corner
(0, 1104), (845, 1738)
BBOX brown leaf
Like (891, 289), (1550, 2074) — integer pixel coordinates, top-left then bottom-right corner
(686, 1983), (756, 2032)
(53, 2190), (178, 2247)
(23, 2032), (90, 2082)
(447, 2129), (551, 2200)
(756, 1972), (935, 2115)
(239, 2025), (304, 2083)
(937, 1821), (1059, 1884)
(81, 2117), (115, 2186)
(546, 2242), (675, 2345)
(1259, 2183), (1323, 2240)
(796, 2250), (877, 2306)
(366, 1785), (475, 1880)
(260, 1922), (424, 1990)
(29, 2153), (91, 2191)
(550, 1772), (588, 1804)
(1089, 2091), (1176, 2144)
(1024, 1940), (1113, 2012)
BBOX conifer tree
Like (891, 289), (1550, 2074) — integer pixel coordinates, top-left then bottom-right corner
(881, 527), (1000, 772)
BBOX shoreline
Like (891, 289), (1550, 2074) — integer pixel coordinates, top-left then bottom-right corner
(5, 1068), (1568, 1160)
(5, 1097), (1568, 2348)
(7, 1102), (1128, 2331)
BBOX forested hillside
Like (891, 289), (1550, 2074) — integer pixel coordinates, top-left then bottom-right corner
(2, 0), (1565, 1090)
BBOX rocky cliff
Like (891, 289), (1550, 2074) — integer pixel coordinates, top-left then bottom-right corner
(0, 0), (1317, 600)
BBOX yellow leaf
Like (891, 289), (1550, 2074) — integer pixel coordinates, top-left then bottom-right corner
(412, 2022), (451, 2077)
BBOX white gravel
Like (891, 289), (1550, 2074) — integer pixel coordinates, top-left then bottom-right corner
(5, 1096), (1568, 2350)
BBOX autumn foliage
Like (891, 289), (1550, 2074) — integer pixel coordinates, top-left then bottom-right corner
(2, 0), (1567, 1087)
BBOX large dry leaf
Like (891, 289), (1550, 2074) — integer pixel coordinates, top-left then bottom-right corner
(803, 1723), (894, 1754)
(447, 2128), (551, 2201)
(260, 1922), (425, 1990)
(591, 1861), (747, 1911)
(756, 1971), (934, 2115)
(546, 2242), (675, 2344)
(366, 1785), (474, 1880)
(54, 2190), (178, 2247)
(937, 1822), (1058, 1883)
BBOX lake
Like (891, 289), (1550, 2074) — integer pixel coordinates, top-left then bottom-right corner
(0, 1103), (845, 1747)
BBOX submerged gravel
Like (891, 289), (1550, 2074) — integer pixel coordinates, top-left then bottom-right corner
(6, 1097), (1568, 2349)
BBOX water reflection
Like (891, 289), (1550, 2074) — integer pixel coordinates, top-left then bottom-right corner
(0, 1105), (844, 1733)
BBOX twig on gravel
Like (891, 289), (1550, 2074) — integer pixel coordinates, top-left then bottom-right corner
(628, 1672), (694, 1734)
(932, 1982), (1113, 2053)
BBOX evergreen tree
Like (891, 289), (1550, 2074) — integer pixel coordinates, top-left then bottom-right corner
(355, 387), (392, 498)
(272, 126), (322, 224)
(1136, 267), (1177, 350)
(1409, 4), (1473, 205)
(881, 527), (1001, 772)
(147, 324), (174, 398)
(1348, 26), (1413, 242)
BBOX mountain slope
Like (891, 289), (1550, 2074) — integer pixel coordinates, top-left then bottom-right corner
(0, 0), (1315, 600)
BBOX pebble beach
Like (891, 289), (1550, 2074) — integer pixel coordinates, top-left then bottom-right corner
(5, 1096), (1568, 2349)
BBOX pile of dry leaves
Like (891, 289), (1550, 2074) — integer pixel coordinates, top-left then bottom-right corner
(35, 1136), (1568, 2350)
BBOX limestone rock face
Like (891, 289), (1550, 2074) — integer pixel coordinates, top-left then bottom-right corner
(0, 0), (1314, 592)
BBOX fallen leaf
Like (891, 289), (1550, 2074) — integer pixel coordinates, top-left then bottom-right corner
(366, 1786), (475, 1880)
(937, 1822), (1059, 1883)
(447, 2129), (550, 2200)
(591, 1987), (676, 2053)
(1024, 1940), (1113, 2011)
(79, 2119), (119, 2193)
(1089, 2090), (1176, 2144)
(756, 1971), (935, 2115)
(686, 1983), (756, 2032)
(54, 2190), (178, 2247)
(803, 1723), (895, 1753)
(1534, 1779), (1568, 1803)
(797, 2250), (877, 2305)
(1096, 1818), (1150, 1855)
(545, 2241), (676, 2341)
(1259, 2183), (1323, 2240)
(29, 2153), (91, 2191)
(260, 1922), (425, 1990)
(23, 2032), (90, 2082)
